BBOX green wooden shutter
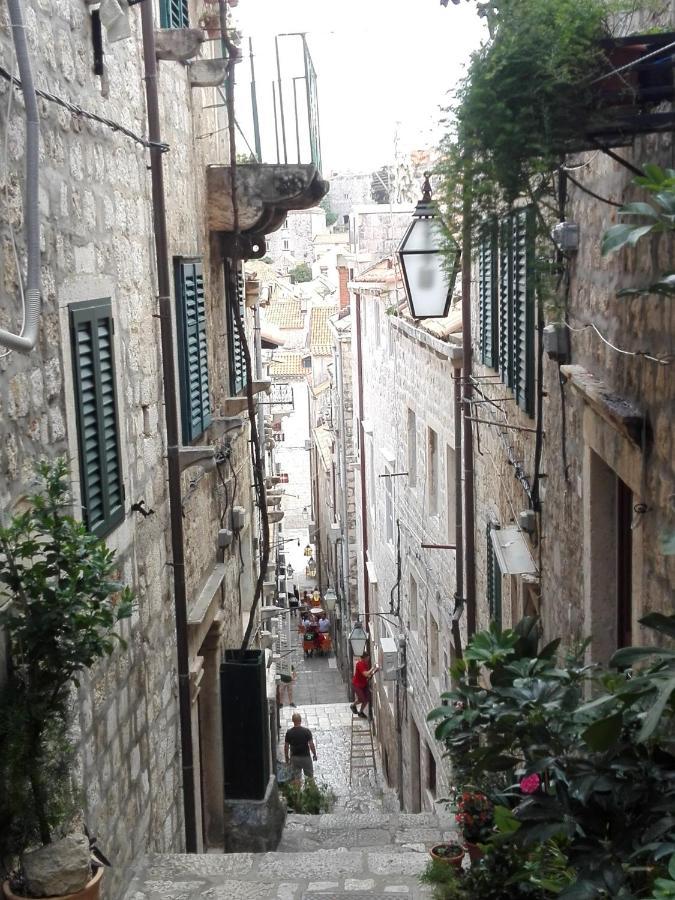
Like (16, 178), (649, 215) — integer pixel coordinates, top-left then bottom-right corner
(159, 0), (189, 28)
(71, 299), (124, 537)
(478, 223), (498, 368)
(226, 261), (248, 396)
(487, 522), (502, 626)
(512, 208), (535, 417)
(498, 220), (513, 388)
(176, 259), (211, 443)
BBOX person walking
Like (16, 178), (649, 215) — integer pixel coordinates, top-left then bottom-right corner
(279, 665), (297, 707)
(284, 712), (317, 783)
(351, 651), (379, 718)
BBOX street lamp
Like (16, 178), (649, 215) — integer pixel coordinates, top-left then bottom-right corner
(348, 620), (368, 657)
(304, 544), (313, 557)
(324, 588), (337, 612)
(397, 173), (460, 319)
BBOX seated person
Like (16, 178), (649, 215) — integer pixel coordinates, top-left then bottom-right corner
(318, 614), (330, 634)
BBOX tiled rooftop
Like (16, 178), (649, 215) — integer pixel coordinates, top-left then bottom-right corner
(267, 351), (309, 377)
(265, 298), (305, 330)
(308, 304), (338, 356)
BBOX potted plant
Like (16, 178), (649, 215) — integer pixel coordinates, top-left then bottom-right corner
(455, 789), (493, 863)
(0, 459), (132, 899)
(429, 841), (465, 869)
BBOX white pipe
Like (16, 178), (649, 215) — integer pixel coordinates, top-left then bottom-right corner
(1, 0), (41, 353)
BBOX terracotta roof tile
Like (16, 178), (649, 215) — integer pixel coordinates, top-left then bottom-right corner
(268, 351), (309, 377)
(265, 298), (305, 330)
(308, 304), (338, 356)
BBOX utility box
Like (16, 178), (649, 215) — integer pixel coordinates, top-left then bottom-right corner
(378, 637), (399, 681)
(543, 323), (570, 363)
(232, 506), (247, 531)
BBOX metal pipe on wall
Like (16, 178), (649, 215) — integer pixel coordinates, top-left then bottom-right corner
(140, 1), (198, 853)
(460, 170), (476, 638)
(453, 367), (464, 659)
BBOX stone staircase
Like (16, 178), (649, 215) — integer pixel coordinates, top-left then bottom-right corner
(124, 808), (457, 899)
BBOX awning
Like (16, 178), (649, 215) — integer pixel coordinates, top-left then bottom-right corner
(491, 525), (537, 576)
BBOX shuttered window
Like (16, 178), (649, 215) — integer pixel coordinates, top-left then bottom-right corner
(175, 259), (212, 443)
(159, 0), (189, 29)
(70, 299), (124, 537)
(478, 223), (498, 368)
(225, 260), (248, 396)
(497, 208), (535, 416)
(511, 208), (535, 416)
(487, 522), (502, 626)
(498, 218), (513, 388)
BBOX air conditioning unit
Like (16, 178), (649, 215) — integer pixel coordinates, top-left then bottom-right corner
(378, 637), (399, 681)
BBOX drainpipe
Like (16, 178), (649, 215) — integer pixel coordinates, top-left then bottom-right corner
(354, 291), (370, 620)
(334, 337), (351, 619)
(452, 366), (464, 659)
(460, 170), (476, 638)
(1, 0), (41, 353)
(140, 2), (198, 853)
(253, 299), (265, 475)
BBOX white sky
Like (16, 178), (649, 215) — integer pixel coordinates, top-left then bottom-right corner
(234, 1), (486, 173)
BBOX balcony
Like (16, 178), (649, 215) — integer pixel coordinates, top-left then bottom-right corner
(207, 32), (329, 258)
(208, 163), (328, 258)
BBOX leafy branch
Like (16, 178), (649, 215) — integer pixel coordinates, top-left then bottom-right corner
(602, 164), (675, 296)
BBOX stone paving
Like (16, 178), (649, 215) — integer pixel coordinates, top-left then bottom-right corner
(124, 624), (455, 899)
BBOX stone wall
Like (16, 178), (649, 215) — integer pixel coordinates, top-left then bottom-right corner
(0, 0), (257, 891)
(470, 5), (675, 654)
(352, 285), (462, 811)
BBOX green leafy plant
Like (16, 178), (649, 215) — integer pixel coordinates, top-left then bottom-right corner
(645, 854), (675, 899)
(429, 615), (675, 898)
(601, 164), (675, 295)
(279, 779), (336, 814)
(0, 458), (133, 874)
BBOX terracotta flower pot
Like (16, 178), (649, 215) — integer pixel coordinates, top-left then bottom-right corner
(3, 867), (103, 900)
(465, 841), (484, 865)
(429, 843), (465, 869)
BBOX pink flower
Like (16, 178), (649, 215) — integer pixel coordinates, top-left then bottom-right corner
(520, 773), (541, 794)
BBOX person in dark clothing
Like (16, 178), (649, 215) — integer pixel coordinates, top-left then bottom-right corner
(284, 712), (317, 782)
(290, 583), (300, 616)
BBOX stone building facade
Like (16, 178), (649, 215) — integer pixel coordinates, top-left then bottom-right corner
(0, 0), (327, 892)
(265, 207), (327, 266)
(470, 9), (675, 657)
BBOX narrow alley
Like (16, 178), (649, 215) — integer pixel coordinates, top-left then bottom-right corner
(1, 0), (674, 898)
(124, 629), (455, 900)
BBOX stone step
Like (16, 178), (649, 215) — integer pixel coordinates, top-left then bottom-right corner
(278, 810), (456, 852)
(125, 848), (438, 899)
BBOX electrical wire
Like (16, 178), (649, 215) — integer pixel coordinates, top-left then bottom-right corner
(549, 319), (673, 365)
(0, 64), (168, 151)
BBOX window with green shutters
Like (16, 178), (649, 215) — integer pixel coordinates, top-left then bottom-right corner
(478, 222), (498, 368)
(175, 258), (212, 443)
(70, 298), (124, 537)
(497, 208), (535, 416)
(511, 208), (535, 416)
(487, 522), (503, 625)
(225, 260), (248, 396)
(159, 0), (189, 29)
